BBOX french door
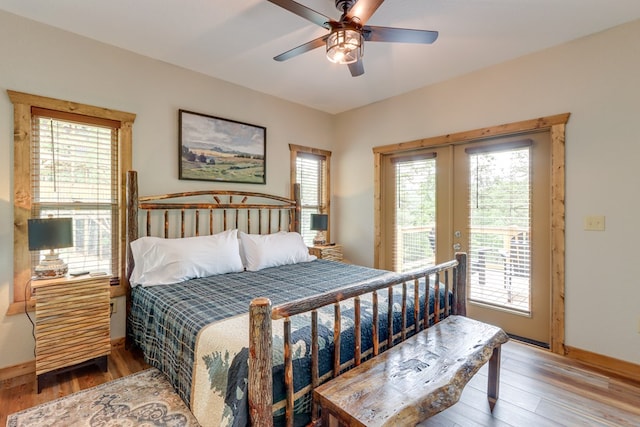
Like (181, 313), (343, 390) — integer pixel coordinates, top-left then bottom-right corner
(380, 130), (552, 345)
(453, 131), (551, 345)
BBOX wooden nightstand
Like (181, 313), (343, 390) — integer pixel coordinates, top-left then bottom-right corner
(31, 274), (111, 392)
(309, 244), (343, 262)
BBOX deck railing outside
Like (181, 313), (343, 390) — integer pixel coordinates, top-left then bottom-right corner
(397, 225), (530, 313)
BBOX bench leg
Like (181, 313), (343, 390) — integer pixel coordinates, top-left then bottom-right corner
(319, 408), (341, 427)
(487, 345), (502, 411)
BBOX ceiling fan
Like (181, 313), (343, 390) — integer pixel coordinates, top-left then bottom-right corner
(267, 0), (438, 77)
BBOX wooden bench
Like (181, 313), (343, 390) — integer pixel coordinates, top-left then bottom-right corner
(313, 315), (509, 427)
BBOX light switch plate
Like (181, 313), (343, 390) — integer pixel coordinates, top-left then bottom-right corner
(584, 215), (605, 231)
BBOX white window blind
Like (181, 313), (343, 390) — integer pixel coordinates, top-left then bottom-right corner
(393, 154), (437, 272)
(467, 142), (531, 313)
(296, 152), (325, 245)
(31, 108), (119, 281)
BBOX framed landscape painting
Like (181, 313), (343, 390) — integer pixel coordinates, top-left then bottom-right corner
(179, 109), (266, 184)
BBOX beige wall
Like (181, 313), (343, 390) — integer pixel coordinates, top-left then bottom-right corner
(0, 10), (333, 369)
(334, 19), (640, 364)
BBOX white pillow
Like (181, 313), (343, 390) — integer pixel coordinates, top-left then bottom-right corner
(130, 229), (244, 286)
(239, 231), (316, 272)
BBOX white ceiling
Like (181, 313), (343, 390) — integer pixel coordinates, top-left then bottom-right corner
(2, 0), (640, 114)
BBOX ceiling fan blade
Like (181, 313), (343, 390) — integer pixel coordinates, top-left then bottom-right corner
(345, 0), (385, 25)
(348, 59), (365, 77)
(274, 36), (327, 61)
(364, 26), (439, 44)
(267, 0), (333, 29)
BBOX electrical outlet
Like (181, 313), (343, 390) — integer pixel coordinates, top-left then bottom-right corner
(110, 298), (117, 314)
(584, 215), (605, 231)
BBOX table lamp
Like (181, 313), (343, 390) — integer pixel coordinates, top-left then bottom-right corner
(310, 214), (328, 246)
(28, 217), (73, 279)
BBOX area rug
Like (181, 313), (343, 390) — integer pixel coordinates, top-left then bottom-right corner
(7, 368), (201, 426)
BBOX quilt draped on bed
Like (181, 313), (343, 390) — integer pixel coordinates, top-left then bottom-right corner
(128, 260), (450, 427)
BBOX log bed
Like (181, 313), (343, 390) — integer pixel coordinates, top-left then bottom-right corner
(124, 170), (473, 427)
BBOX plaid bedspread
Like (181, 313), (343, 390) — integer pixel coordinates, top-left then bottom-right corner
(128, 260), (450, 427)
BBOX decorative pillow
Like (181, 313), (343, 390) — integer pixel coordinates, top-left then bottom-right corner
(239, 231), (316, 272)
(130, 229), (244, 286)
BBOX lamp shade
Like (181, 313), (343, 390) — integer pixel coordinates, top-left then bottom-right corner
(28, 217), (73, 251)
(310, 214), (328, 231)
(326, 28), (363, 65)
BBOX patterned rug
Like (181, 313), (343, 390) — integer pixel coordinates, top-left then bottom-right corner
(7, 368), (201, 426)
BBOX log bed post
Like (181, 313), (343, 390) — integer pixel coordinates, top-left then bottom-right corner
(454, 252), (467, 316)
(125, 171), (138, 349)
(249, 297), (274, 427)
(126, 170), (138, 282)
(292, 183), (301, 233)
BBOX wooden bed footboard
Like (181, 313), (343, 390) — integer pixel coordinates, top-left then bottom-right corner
(248, 253), (468, 427)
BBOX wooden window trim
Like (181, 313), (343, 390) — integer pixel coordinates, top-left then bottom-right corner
(372, 113), (569, 355)
(7, 90), (136, 315)
(289, 144), (332, 242)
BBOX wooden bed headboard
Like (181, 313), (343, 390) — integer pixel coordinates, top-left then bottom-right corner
(125, 170), (301, 284)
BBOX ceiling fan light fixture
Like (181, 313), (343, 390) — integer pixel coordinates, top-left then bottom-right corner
(326, 28), (363, 64)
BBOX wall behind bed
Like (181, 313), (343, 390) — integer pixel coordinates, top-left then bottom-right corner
(333, 19), (640, 366)
(0, 10), (333, 371)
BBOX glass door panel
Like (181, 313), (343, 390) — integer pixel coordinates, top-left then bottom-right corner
(467, 144), (532, 314)
(392, 154), (437, 272)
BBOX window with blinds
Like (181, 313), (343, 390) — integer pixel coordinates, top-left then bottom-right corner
(467, 142), (531, 313)
(31, 108), (119, 280)
(393, 154), (437, 272)
(296, 152), (327, 245)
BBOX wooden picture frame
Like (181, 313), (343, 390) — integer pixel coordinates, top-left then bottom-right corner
(179, 109), (266, 184)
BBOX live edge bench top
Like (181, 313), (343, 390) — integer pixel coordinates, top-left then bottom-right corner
(313, 315), (509, 427)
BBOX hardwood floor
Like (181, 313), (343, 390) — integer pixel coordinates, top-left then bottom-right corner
(1, 340), (639, 426)
(421, 341), (640, 427)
